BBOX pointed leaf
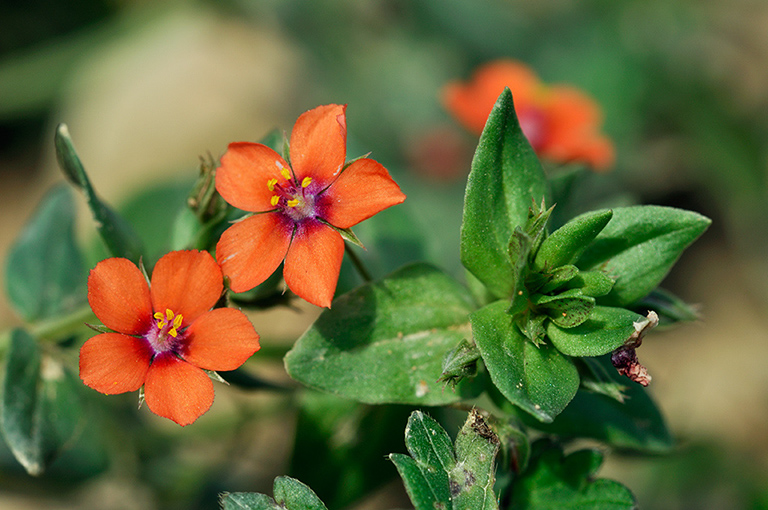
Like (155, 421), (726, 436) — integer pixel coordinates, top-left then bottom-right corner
(472, 300), (579, 422)
(534, 209), (613, 270)
(390, 411), (454, 510)
(4, 185), (87, 322)
(285, 263), (482, 405)
(220, 492), (279, 510)
(1, 329), (83, 476)
(461, 88), (547, 299)
(390, 410), (501, 510)
(563, 271), (615, 298)
(546, 306), (643, 357)
(55, 123), (144, 263)
(450, 410), (500, 510)
(273, 476), (329, 510)
(576, 206), (711, 306)
(220, 476), (328, 510)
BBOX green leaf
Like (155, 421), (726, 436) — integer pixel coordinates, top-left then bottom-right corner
(389, 412), (454, 510)
(533, 290), (595, 328)
(389, 410), (500, 510)
(55, 123), (144, 263)
(220, 492), (279, 510)
(533, 209), (613, 270)
(509, 441), (636, 510)
(220, 476), (328, 510)
(546, 306), (643, 357)
(562, 271), (615, 298)
(1, 329), (83, 476)
(4, 185), (86, 323)
(284, 263), (482, 405)
(450, 410), (500, 510)
(273, 477), (329, 510)
(538, 264), (579, 294)
(472, 300), (579, 422)
(528, 358), (673, 453)
(576, 206), (711, 307)
(461, 88), (547, 299)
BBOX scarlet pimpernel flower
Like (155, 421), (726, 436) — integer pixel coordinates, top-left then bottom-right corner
(442, 59), (615, 171)
(215, 104), (406, 308)
(79, 250), (260, 426)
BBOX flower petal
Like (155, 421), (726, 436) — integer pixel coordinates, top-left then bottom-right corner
(88, 258), (153, 335)
(216, 142), (289, 212)
(79, 333), (152, 394)
(283, 220), (344, 308)
(143, 353), (214, 426)
(442, 59), (539, 135)
(216, 213), (292, 293)
(320, 158), (406, 229)
(150, 250), (223, 326)
(183, 308), (260, 371)
(290, 104), (347, 183)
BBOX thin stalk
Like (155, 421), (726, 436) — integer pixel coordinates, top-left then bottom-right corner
(30, 305), (97, 341)
(345, 244), (372, 283)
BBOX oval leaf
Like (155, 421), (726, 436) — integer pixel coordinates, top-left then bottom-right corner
(527, 357), (673, 453)
(284, 263), (481, 405)
(471, 300), (579, 422)
(461, 88), (547, 299)
(576, 206), (711, 306)
(1, 329), (83, 475)
(4, 185), (86, 322)
(546, 306), (643, 357)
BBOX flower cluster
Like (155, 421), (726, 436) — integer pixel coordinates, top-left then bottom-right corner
(80, 105), (405, 424)
(442, 59), (614, 171)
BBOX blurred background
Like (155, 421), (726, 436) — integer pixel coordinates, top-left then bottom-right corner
(1, 0), (768, 508)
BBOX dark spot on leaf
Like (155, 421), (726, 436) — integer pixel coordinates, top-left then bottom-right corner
(469, 409), (499, 444)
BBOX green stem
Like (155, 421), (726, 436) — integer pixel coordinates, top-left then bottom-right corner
(344, 244), (373, 283)
(30, 305), (97, 341)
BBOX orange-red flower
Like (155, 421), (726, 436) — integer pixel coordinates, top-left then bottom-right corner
(442, 59), (615, 171)
(79, 250), (260, 426)
(215, 104), (406, 308)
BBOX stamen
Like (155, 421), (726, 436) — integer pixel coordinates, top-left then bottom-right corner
(287, 199), (299, 207)
(301, 177), (312, 188)
(165, 309), (174, 321)
(280, 168), (291, 180)
(270, 195), (280, 206)
(267, 178), (278, 191)
(153, 311), (166, 328)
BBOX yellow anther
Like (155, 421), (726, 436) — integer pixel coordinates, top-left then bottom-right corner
(270, 195), (280, 206)
(280, 168), (291, 180)
(287, 199), (299, 207)
(165, 309), (174, 320)
(267, 178), (278, 191)
(301, 177), (312, 188)
(153, 312), (164, 321)
(173, 314), (183, 329)
(168, 327), (178, 338)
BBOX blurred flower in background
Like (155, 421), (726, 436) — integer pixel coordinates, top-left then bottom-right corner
(442, 59), (614, 171)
